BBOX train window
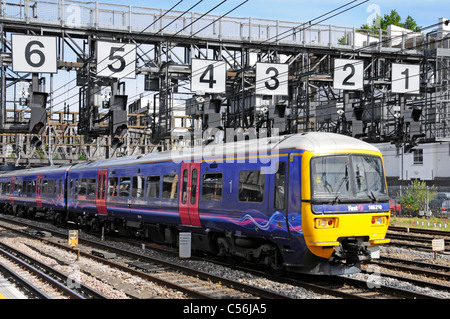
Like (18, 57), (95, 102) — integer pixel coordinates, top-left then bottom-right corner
(88, 178), (96, 196)
(181, 170), (188, 204)
(162, 174), (179, 199)
(238, 170), (265, 202)
(146, 176), (160, 198)
(5, 182), (9, 195)
(274, 162), (287, 210)
(191, 169), (198, 205)
(43, 180), (48, 194)
(79, 179), (87, 196)
(119, 177), (131, 197)
(132, 176), (144, 198)
(32, 180), (36, 194)
(49, 180), (54, 195)
(74, 179), (79, 195)
(108, 177), (118, 197)
(202, 173), (223, 201)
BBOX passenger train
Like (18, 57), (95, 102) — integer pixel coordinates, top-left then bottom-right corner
(0, 132), (390, 275)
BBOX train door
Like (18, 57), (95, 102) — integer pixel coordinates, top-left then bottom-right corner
(36, 174), (43, 207)
(9, 176), (15, 204)
(179, 162), (201, 227)
(269, 160), (290, 235)
(96, 169), (108, 215)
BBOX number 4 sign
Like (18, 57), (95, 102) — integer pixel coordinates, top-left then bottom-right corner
(191, 59), (226, 94)
(12, 35), (57, 73)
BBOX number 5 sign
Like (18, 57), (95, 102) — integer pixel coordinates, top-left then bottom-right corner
(96, 41), (136, 79)
(191, 59), (226, 94)
(333, 59), (364, 91)
(12, 35), (57, 73)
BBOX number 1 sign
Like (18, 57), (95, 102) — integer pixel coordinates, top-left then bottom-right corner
(391, 63), (420, 95)
(333, 59), (364, 91)
(12, 35), (57, 73)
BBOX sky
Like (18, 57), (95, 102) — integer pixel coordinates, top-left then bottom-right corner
(101, 0), (450, 31)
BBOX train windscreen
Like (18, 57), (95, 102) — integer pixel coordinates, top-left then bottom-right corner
(310, 154), (388, 204)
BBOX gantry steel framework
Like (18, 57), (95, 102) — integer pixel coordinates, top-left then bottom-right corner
(0, 0), (449, 167)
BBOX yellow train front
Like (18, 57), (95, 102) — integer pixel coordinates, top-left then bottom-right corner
(285, 133), (390, 275)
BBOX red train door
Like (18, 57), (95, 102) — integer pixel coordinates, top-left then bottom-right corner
(36, 174), (43, 207)
(179, 162), (201, 227)
(96, 169), (108, 215)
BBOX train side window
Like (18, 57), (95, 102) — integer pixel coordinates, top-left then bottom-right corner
(190, 169), (198, 205)
(79, 179), (87, 196)
(5, 182), (10, 195)
(0, 182), (3, 195)
(238, 170), (265, 202)
(162, 174), (179, 199)
(132, 176), (144, 198)
(74, 179), (79, 195)
(32, 180), (36, 194)
(88, 178), (96, 196)
(274, 162), (287, 210)
(119, 177), (131, 197)
(202, 173), (223, 201)
(181, 170), (188, 204)
(43, 180), (48, 194)
(146, 175), (160, 198)
(108, 177), (118, 197)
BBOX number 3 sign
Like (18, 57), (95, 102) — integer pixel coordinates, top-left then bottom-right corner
(12, 35), (57, 73)
(255, 63), (288, 96)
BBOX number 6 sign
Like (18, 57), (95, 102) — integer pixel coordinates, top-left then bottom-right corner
(96, 41), (136, 79)
(12, 35), (57, 73)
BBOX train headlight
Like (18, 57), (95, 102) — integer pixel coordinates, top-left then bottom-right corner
(371, 216), (388, 226)
(315, 218), (337, 229)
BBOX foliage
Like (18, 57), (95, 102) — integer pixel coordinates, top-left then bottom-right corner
(361, 9), (422, 32)
(400, 180), (436, 214)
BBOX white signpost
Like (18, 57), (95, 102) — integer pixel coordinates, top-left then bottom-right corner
(333, 59), (364, 91)
(391, 63), (420, 94)
(96, 41), (137, 79)
(191, 59), (226, 94)
(12, 35), (57, 73)
(255, 62), (289, 96)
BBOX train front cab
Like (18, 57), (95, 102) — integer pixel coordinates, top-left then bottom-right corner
(290, 148), (390, 275)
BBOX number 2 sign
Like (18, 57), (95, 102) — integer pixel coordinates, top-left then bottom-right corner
(96, 41), (137, 79)
(333, 59), (364, 91)
(12, 35), (57, 73)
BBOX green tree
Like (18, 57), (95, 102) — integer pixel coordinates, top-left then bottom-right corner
(362, 9), (422, 32)
(400, 180), (436, 216)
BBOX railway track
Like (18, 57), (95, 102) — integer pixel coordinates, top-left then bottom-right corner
(0, 216), (291, 299)
(1, 215), (447, 299)
(0, 244), (86, 299)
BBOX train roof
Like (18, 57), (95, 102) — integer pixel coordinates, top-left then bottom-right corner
(0, 133), (381, 175)
(68, 132), (381, 170)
